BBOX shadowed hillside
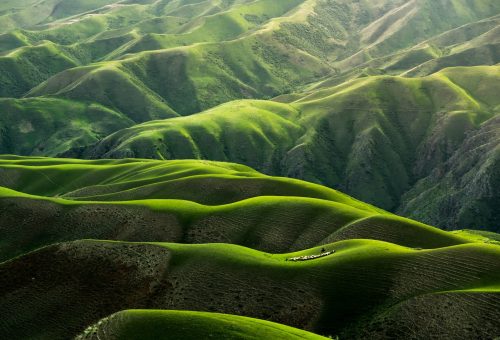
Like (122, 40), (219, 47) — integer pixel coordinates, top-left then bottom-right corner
(1, 239), (499, 339)
(3, 156), (485, 263)
(73, 66), (500, 230)
(0, 98), (136, 156)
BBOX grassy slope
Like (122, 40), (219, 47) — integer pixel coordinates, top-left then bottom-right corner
(6, 0), (498, 114)
(0, 0), (497, 163)
(0, 0), (141, 32)
(0, 41), (80, 97)
(77, 65), (500, 230)
(1, 0), (325, 108)
(77, 310), (329, 340)
(26, 62), (180, 121)
(25, 32), (328, 116)
(398, 113), (500, 231)
(77, 100), (303, 170)
(0, 188), (474, 262)
(0, 156), (373, 208)
(0, 155), (491, 262)
(0, 157), (497, 339)
(0, 2), (498, 338)
(284, 66), (499, 213)
(315, 14), (500, 86)
(333, 0), (500, 72)
(0, 239), (499, 339)
(0, 98), (134, 156)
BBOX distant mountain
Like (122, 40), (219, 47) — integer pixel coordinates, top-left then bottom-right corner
(1, 0), (499, 111)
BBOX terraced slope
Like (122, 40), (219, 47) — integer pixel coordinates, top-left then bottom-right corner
(76, 66), (500, 230)
(1, 239), (499, 339)
(77, 310), (329, 340)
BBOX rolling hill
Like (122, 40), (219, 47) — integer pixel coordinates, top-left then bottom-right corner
(76, 310), (330, 340)
(0, 1), (499, 338)
(1, 238), (499, 339)
(72, 65), (500, 231)
(1, 0), (498, 111)
(0, 0), (498, 230)
(0, 157), (498, 338)
(0, 98), (136, 156)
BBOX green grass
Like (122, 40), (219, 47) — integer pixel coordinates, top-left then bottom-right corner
(0, 155), (377, 207)
(3, 64), (497, 231)
(27, 62), (179, 121)
(77, 310), (329, 340)
(82, 100), (303, 168)
(75, 65), (500, 230)
(1, 0), (498, 118)
(0, 2), (499, 339)
(109, 0), (305, 58)
(336, 0), (500, 71)
(1, 238), (499, 339)
(0, 0), (497, 102)
(0, 98), (133, 156)
(398, 110), (499, 231)
(0, 155), (493, 263)
(0, 41), (80, 97)
(26, 32), (328, 115)
(5, 0), (496, 105)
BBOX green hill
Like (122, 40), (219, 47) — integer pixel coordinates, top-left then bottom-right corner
(74, 66), (500, 230)
(0, 1), (498, 231)
(77, 310), (329, 340)
(0, 158), (497, 339)
(0, 1), (499, 339)
(1, 239), (499, 339)
(398, 114), (500, 231)
(3, 156), (486, 262)
(0, 156), (374, 207)
(2, 0), (499, 112)
(0, 41), (80, 97)
(0, 98), (136, 156)
(316, 14), (500, 86)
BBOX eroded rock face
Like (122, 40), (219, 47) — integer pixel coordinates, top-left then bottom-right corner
(399, 115), (500, 231)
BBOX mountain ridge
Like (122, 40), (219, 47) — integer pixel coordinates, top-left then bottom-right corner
(66, 65), (500, 230)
